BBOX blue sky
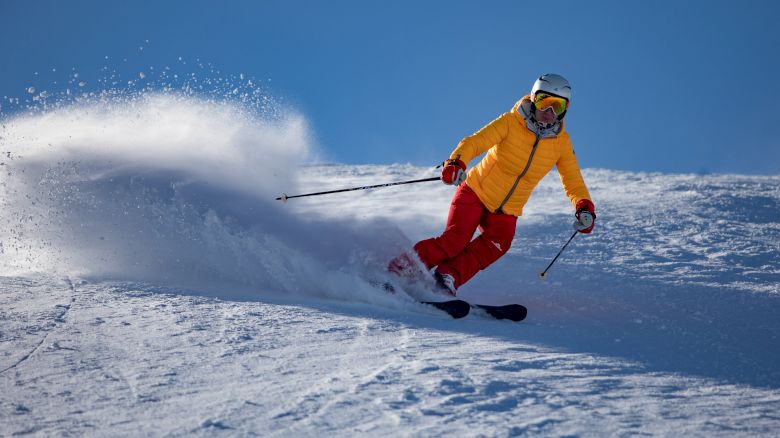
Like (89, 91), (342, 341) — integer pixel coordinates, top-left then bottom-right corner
(1, 0), (778, 174)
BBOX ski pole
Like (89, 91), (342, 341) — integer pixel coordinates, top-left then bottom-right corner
(276, 176), (440, 203)
(539, 231), (578, 280)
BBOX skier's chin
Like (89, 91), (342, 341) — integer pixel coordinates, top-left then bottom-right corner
(535, 114), (556, 126)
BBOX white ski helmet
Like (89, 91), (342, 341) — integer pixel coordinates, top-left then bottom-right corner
(531, 73), (571, 101)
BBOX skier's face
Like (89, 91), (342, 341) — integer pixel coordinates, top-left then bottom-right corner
(535, 105), (557, 125)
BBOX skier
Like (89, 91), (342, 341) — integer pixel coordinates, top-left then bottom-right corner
(389, 74), (596, 295)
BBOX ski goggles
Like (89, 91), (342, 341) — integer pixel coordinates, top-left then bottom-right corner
(534, 93), (569, 116)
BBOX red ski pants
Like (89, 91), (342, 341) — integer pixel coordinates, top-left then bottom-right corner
(414, 184), (517, 289)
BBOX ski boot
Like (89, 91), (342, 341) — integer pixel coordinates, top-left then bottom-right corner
(433, 270), (457, 296)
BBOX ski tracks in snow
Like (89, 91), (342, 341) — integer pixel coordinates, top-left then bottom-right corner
(0, 278), (76, 377)
(267, 317), (415, 433)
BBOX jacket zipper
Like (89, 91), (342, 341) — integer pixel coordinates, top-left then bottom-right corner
(496, 132), (541, 214)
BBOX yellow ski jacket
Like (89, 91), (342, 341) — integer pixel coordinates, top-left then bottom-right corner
(450, 96), (591, 216)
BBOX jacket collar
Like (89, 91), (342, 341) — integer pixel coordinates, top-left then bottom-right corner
(513, 95), (564, 138)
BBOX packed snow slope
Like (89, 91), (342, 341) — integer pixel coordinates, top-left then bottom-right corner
(1, 94), (779, 436)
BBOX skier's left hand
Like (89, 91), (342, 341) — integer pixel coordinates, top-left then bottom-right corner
(573, 199), (596, 234)
(441, 159), (467, 186)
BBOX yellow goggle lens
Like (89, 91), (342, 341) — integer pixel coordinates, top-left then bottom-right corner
(534, 93), (568, 116)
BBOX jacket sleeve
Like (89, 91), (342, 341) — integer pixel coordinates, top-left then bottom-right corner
(556, 138), (592, 208)
(449, 112), (511, 165)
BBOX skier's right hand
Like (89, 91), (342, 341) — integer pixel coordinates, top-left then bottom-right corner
(441, 159), (467, 186)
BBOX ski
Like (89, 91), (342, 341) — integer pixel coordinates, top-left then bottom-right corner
(471, 304), (527, 322)
(366, 279), (523, 321)
(421, 300), (470, 319)
(367, 280), (468, 318)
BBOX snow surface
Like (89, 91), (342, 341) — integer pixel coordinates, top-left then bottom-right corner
(1, 95), (780, 436)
